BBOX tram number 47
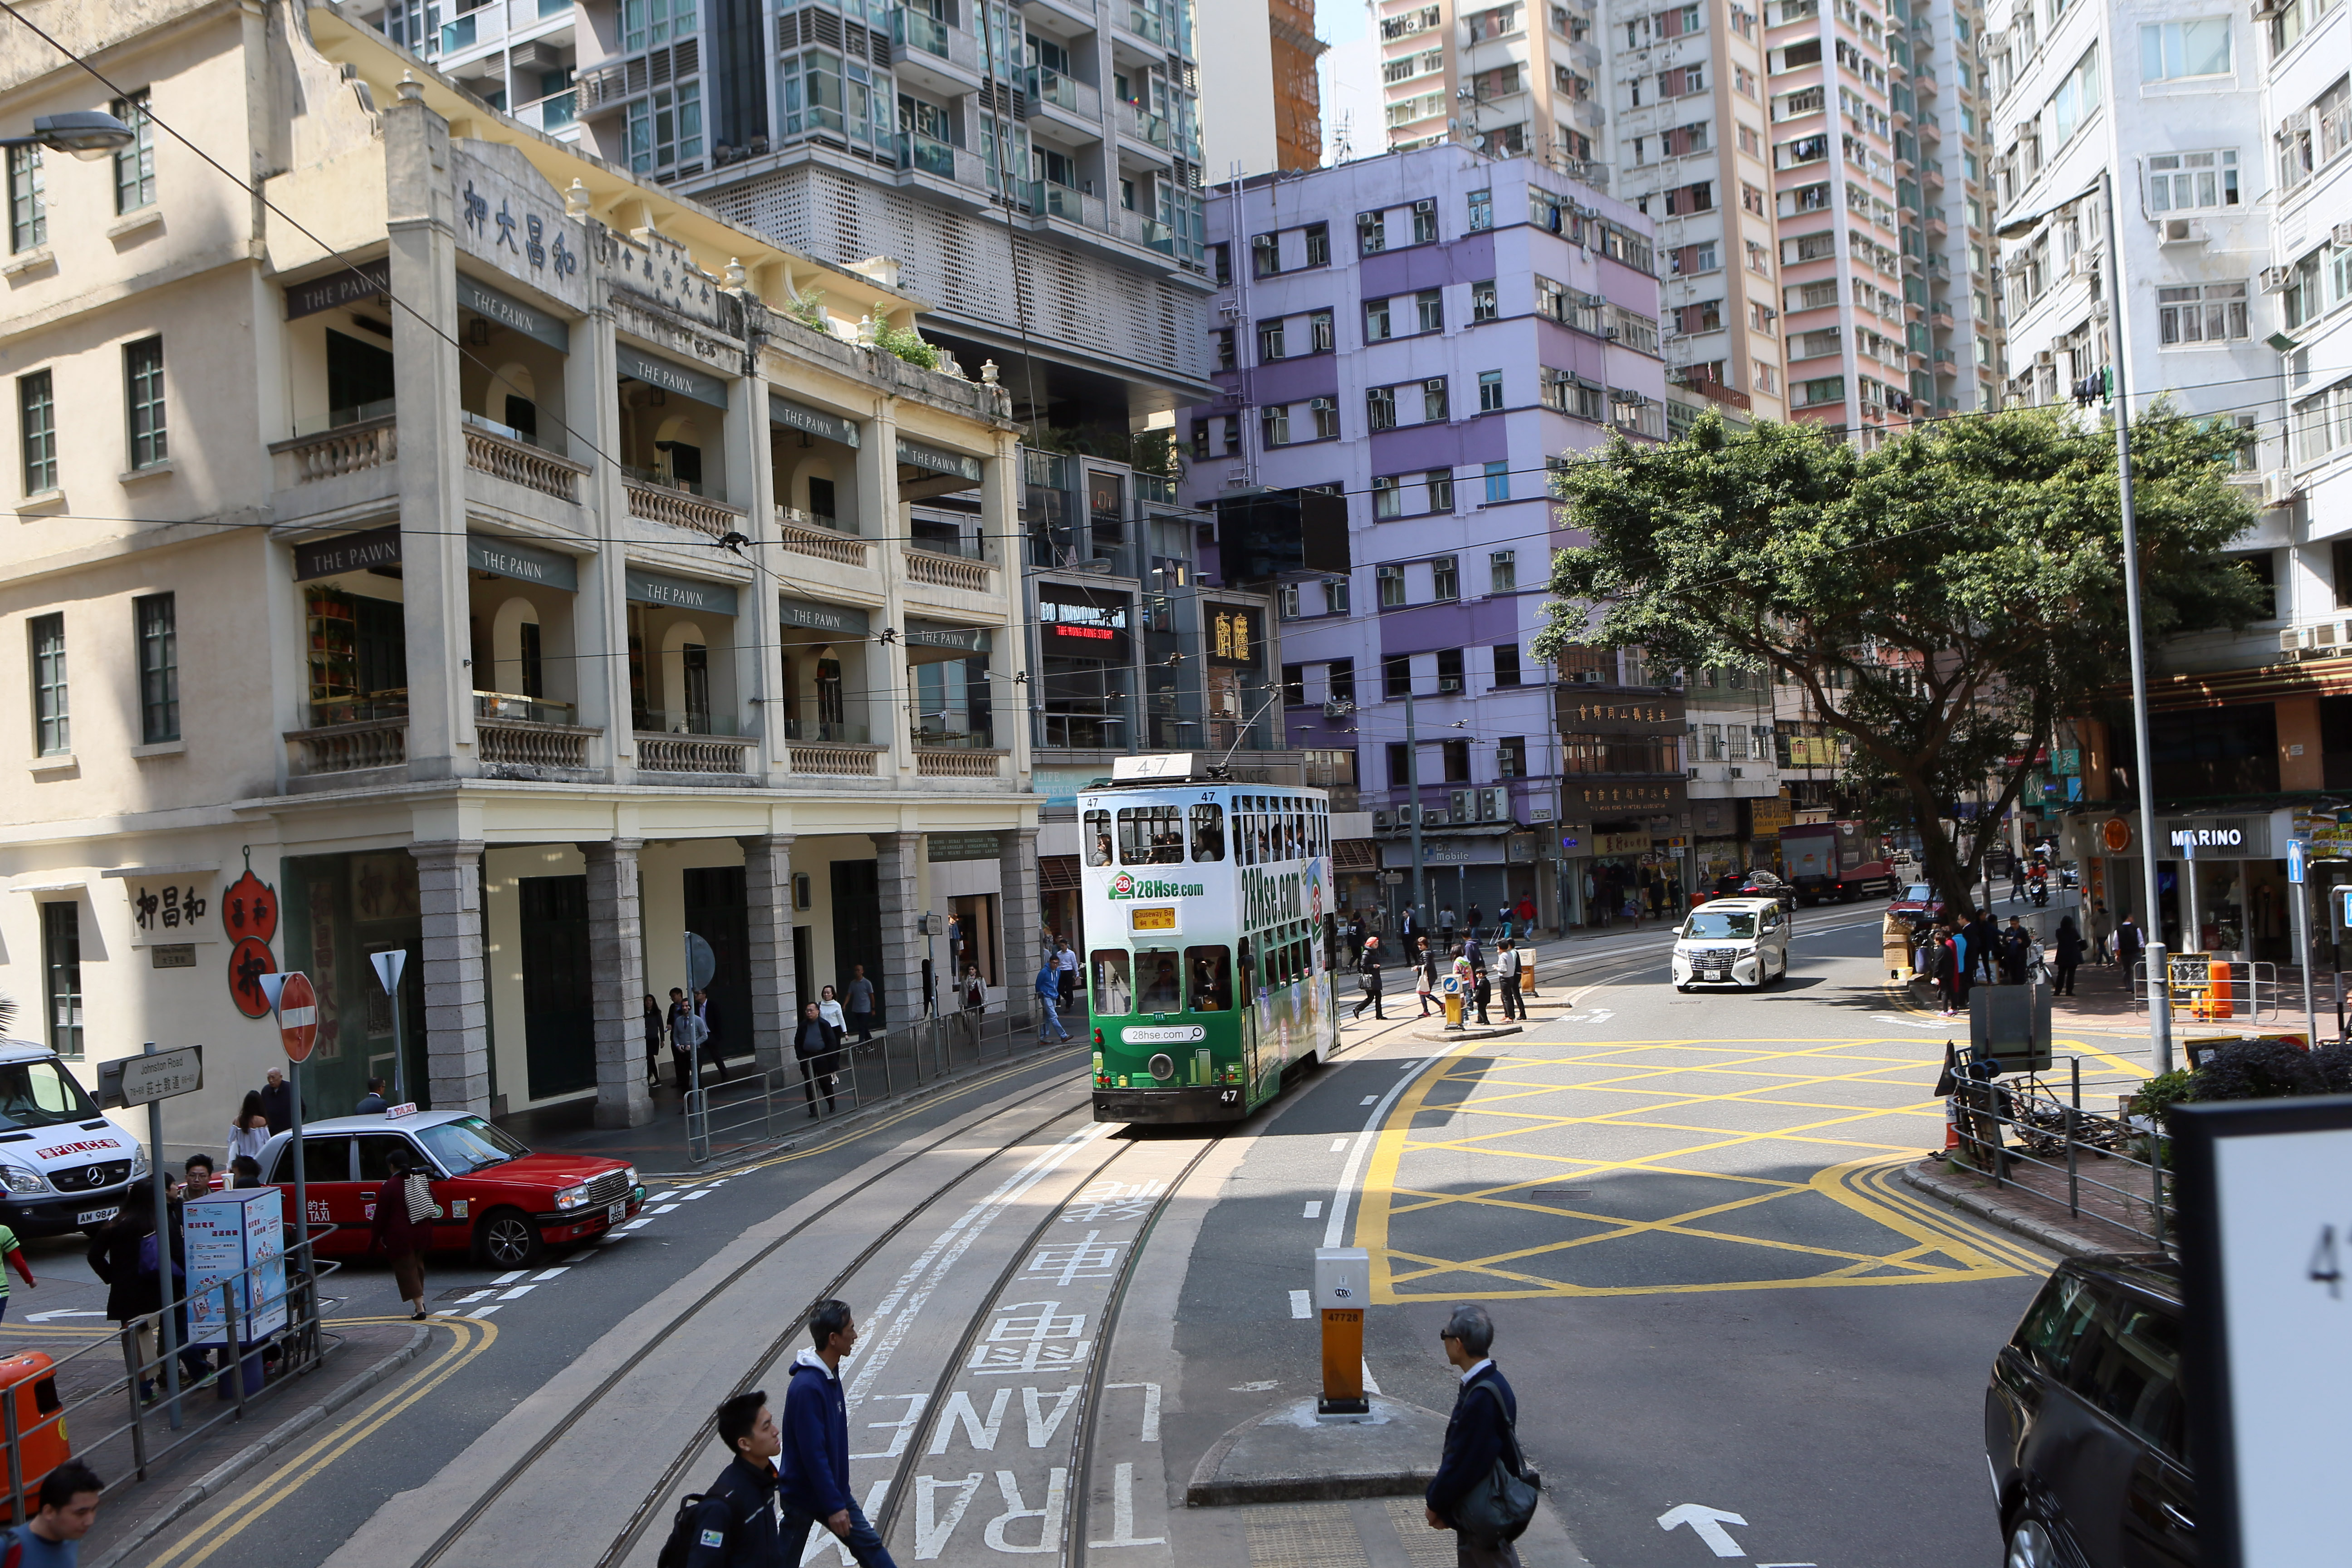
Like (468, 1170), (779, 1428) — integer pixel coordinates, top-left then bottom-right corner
(1218, 1089), (1240, 1105)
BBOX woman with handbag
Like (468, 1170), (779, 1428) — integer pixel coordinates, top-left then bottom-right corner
(370, 1147), (438, 1321)
(1426, 1303), (1537, 1567)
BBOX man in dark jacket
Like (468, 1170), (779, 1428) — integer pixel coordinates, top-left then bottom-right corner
(258, 1068), (295, 1135)
(779, 1300), (898, 1568)
(685, 1390), (786, 1567)
(794, 1002), (842, 1118)
(1424, 1303), (1526, 1568)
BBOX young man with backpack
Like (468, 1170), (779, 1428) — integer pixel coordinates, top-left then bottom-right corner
(2, 1459), (104, 1565)
(671, 1391), (785, 1567)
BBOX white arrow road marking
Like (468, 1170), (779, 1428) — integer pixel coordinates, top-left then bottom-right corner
(1658, 1503), (1749, 1557)
(1585, 1007), (1615, 1025)
(24, 1309), (105, 1321)
(1288, 1289), (1311, 1319)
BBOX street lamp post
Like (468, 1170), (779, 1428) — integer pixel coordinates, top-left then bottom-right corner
(1997, 169), (2175, 1072)
(0, 111), (137, 158)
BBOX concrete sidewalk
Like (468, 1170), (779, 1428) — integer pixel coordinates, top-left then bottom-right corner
(78, 1318), (430, 1568)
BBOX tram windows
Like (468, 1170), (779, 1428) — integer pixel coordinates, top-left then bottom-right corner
(1191, 803), (1226, 861)
(1186, 946), (1231, 1010)
(1136, 949), (1184, 1013)
(1091, 950), (1134, 1015)
(1085, 810), (1113, 867)
(1118, 804), (1185, 865)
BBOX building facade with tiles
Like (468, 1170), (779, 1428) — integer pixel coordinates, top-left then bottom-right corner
(0, 0), (1044, 1150)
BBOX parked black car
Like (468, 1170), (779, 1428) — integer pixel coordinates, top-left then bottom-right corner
(1985, 1254), (2195, 1568)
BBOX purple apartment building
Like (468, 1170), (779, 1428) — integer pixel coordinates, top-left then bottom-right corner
(1184, 142), (1676, 931)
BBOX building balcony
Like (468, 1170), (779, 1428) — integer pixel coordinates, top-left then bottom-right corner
(1117, 101), (1174, 154)
(1113, 3), (1172, 52)
(776, 507), (878, 572)
(914, 745), (1013, 782)
(271, 410), (398, 486)
(464, 416), (589, 503)
(625, 474), (747, 540)
(897, 132), (991, 201)
(475, 695), (602, 775)
(889, 9), (984, 90)
(285, 717), (407, 785)
(901, 544), (1000, 598)
(635, 730), (757, 778)
(1023, 66), (1102, 123)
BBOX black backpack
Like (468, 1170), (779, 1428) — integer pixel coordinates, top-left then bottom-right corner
(657, 1492), (722, 1568)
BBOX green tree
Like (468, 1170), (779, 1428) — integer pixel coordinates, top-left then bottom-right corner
(1533, 407), (2264, 920)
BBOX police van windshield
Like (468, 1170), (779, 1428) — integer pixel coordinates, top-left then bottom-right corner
(0, 1055), (104, 1130)
(1683, 910), (1758, 941)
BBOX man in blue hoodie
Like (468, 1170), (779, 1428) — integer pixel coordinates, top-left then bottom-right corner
(780, 1299), (899, 1568)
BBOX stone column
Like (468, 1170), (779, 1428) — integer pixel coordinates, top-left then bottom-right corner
(997, 828), (1039, 1027)
(740, 834), (797, 1074)
(411, 841), (490, 1113)
(581, 839), (654, 1128)
(873, 831), (925, 1031)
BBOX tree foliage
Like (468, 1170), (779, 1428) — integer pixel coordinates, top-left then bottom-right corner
(1533, 406), (2264, 919)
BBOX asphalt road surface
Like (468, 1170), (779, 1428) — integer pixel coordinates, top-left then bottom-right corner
(57, 905), (2070, 1568)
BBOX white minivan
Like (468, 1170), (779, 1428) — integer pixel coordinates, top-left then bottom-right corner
(1672, 897), (1791, 991)
(0, 1040), (152, 1236)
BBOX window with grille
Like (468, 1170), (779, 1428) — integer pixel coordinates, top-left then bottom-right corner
(137, 592), (179, 743)
(1432, 556), (1459, 601)
(42, 901), (83, 1058)
(1310, 397), (1338, 439)
(112, 89), (156, 212)
(8, 146), (44, 253)
(30, 612), (66, 757)
(125, 337), (167, 470)
(19, 370), (56, 495)
(1310, 310), (1334, 352)
(1367, 386), (1397, 430)
(2156, 282), (2247, 345)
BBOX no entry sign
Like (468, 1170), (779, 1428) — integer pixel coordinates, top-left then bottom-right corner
(263, 970), (320, 1063)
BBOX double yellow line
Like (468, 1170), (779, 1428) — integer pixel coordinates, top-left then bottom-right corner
(146, 1315), (498, 1568)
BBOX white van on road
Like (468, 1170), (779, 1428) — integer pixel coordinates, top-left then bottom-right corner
(0, 1040), (152, 1236)
(1672, 897), (1792, 991)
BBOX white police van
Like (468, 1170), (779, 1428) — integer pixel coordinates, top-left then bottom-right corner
(0, 1039), (151, 1236)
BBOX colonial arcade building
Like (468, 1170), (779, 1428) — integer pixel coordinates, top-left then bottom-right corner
(0, 1), (1039, 1150)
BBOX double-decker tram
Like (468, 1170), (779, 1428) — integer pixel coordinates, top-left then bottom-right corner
(1082, 754), (1343, 1123)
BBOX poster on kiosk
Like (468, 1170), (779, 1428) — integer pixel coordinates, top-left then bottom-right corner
(184, 1187), (289, 1347)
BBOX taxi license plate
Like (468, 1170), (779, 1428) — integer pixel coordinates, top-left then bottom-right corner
(606, 1200), (627, 1227)
(78, 1206), (121, 1226)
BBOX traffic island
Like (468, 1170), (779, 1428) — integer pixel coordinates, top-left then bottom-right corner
(1408, 1022), (1522, 1043)
(1187, 1395), (1509, 1505)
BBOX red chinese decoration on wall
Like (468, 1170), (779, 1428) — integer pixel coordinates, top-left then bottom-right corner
(224, 858), (279, 1019)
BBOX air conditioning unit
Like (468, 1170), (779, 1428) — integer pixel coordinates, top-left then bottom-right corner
(2264, 470), (2301, 508)
(2282, 626), (2318, 655)
(2333, 220), (2352, 248)
(1396, 804), (1416, 825)
(2159, 217), (2207, 245)
(1422, 809), (1452, 827)
(1413, 197), (1436, 214)
(2034, 349), (2056, 367)
(2282, 109), (2312, 136)
(1581, 292), (1607, 308)
(1450, 789), (1475, 820)
(1439, 676), (1463, 693)
(1374, 809), (1395, 831)
(1480, 787), (1508, 821)
(2260, 265), (2292, 293)
(1322, 701), (1352, 719)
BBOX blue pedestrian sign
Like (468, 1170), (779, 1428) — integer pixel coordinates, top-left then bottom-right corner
(2289, 838), (2307, 885)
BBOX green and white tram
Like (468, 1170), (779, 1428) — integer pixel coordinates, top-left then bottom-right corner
(1083, 754), (1343, 1124)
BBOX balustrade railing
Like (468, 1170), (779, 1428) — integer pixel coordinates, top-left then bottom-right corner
(627, 479), (747, 539)
(463, 423), (588, 501)
(286, 718), (407, 775)
(790, 745), (884, 776)
(902, 547), (995, 593)
(777, 511), (875, 567)
(273, 416), (398, 482)
(916, 748), (1006, 779)
(478, 717), (598, 769)
(636, 732), (756, 774)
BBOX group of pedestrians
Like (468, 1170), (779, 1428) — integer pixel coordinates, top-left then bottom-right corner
(636, 968), (879, 1116)
(1350, 929), (1537, 1026)
(1898, 891), (2141, 1018)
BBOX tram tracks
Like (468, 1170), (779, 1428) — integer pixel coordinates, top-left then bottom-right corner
(399, 1078), (1096, 1568)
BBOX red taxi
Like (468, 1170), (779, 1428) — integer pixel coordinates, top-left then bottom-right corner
(258, 1109), (644, 1269)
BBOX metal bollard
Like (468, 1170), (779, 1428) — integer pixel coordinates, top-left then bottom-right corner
(122, 1324), (148, 1479)
(2065, 1102), (2079, 1217)
(223, 1280), (248, 1420)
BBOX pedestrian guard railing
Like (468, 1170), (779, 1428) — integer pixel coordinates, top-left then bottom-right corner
(2127, 957), (2281, 1022)
(1947, 1055), (2175, 1250)
(2, 1228), (335, 1517)
(684, 1001), (1052, 1165)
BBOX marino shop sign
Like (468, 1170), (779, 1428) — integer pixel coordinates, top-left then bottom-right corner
(2161, 816), (2271, 858)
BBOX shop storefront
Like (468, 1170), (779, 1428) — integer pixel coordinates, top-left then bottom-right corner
(1036, 587), (1135, 748)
